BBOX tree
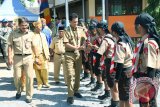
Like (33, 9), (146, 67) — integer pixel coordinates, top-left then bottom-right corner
(144, 0), (160, 32)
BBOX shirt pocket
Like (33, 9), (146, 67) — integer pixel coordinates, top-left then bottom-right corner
(25, 38), (32, 49)
(13, 38), (21, 47)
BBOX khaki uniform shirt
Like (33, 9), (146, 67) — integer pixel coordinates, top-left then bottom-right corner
(139, 38), (160, 73)
(114, 41), (133, 68)
(50, 36), (65, 54)
(63, 26), (86, 51)
(8, 29), (34, 55)
(32, 32), (50, 60)
(97, 34), (115, 58)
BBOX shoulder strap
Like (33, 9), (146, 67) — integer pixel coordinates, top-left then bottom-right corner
(103, 36), (115, 42)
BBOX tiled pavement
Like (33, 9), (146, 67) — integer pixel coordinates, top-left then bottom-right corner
(0, 57), (160, 107)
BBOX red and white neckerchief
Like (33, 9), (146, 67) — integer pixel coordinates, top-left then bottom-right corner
(109, 44), (116, 74)
(131, 34), (150, 74)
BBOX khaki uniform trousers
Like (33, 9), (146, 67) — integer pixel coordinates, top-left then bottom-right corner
(34, 54), (49, 85)
(34, 69), (48, 85)
(65, 52), (82, 97)
(54, 53), (67, 84)
(13, 55), (33, 99)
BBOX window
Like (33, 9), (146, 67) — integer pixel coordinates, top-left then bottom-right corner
(95, 0), (142, 16)
(95, 0), (102, 16)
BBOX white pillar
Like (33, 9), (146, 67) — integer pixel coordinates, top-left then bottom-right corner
(82, 0), (85, 20)
(102, 0), (105, 21)
(65, 0), (69, 27)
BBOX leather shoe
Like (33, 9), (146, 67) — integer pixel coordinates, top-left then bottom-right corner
(55, 81), (60, 84)
(16, 93), (21, 99)
(67, 97), (74, 104)
(25, 98), (32, 103)
(74, 92), (83, 98)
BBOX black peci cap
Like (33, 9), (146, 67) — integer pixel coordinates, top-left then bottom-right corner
(58, 26), (64, 31)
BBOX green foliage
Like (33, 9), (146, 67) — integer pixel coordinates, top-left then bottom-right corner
(144, 0), (160, 32)
(27, 0), (35, 2)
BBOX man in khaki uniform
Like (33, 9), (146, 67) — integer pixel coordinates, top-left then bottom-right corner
(8, 17), (36, 103)
(50, 26), (67, 85)
(63, 13), (86, 104)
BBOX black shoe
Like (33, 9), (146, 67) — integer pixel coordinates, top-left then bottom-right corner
(25, 98), (32, 103)
(67, 97), (74, 104)
(98, 94), (108, 100)
(80, 76), (90, 82)
(100, 97), (111, 104)
(74, 92), (83, 98)
(85, 81), (96, 88)
(7, 67), (11, 70)
(98, 90), (111, 100)
(55, 81), (60, 84)
(16, 93), (21, 99)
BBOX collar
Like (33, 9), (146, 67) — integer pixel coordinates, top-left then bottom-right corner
(70, 26), (77, 31)
(141, 33), (149, 42)
(17, 29), (29, 34)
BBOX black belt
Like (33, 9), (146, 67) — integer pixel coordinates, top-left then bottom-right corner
(55, 53), (65, 55)
(66, 51), (74, 53)
(15, 54), (31, 56)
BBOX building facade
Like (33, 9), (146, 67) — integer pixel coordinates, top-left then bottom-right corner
(50, 0), (148, 37)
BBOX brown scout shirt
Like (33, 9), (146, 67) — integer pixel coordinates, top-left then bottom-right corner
(97, 34), (115, 58)
(50, 36), (65, 54)
(139, 36), (160, 73)
(114, 41), (133, 68)
(63, 26), (86, 51)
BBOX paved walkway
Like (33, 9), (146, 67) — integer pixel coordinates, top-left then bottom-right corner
(0, 56), (160, 107)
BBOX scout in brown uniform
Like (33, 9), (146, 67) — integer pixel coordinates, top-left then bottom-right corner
(90, 21), (108, 95)
(32, 20), (50, 90)
(8, 17), (36, 103)
(95, 22), (118, 105)
(63, 13), (86, 104)
(50, 26), (67, 85)
(111, 22), (134, 107)
(133, 13), (160, 107)
(85, 24), (98, 87)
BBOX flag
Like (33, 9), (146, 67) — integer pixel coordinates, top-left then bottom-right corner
(39, 0), (51, 26)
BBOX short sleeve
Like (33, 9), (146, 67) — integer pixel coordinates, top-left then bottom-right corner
(7, 31), (13, 46)
(50, 38), (55, 49)
(114, 44), (125, 63)
(63, 31), (69, 43)
(147, 41), (158, 68)
(32, 34), (38, 47)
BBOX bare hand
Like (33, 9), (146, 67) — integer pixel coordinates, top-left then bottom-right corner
(78, 46), (85, 51)
(92, 45), (98, 50)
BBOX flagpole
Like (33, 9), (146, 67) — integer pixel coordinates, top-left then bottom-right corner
(102, 0), (105, 21)
(65, 0), (69, 27)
